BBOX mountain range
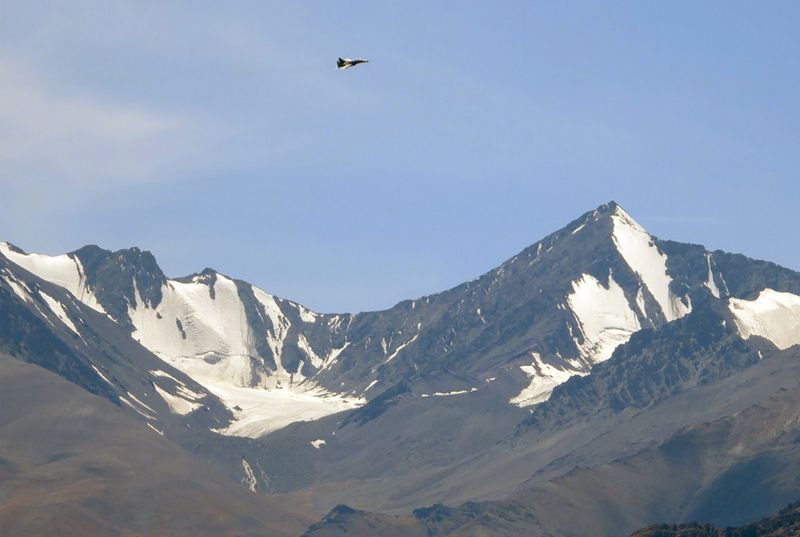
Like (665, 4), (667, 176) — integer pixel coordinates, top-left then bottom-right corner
(1, 201), (798, 536)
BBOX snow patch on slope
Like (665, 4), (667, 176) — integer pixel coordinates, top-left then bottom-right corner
(146, 423), (165, 436)
(323, 341), (350, 370)
(384, 323), (422, 363)
(364, 379), (379, 392)
(0, 243), (106, 313)
(511, 352), (585, 407)
(91, 365), (114, 386)
(149, 369), (184, 384)
(421, 388), (477, 398)
(126, 275), (363, 435)
(2, 271), (32, 303)
(610, 208), (690, 321)
(149, 369), (206, 400)
(252, 288), (293, 381)
(120, 394), (157, 420)
(705, 253), (720, 298)
(298, 306), (318, 323)
(297, 334), (323, 369)
(210, 383), (365, 438)
(567, 273), (641, 362)
(515, 268), (644, 407)
(728, 289), (800, 350)
(39, 291), (82, 337)
(153, 383), (201, 416)
(241, 459), (258, 492)
(129, 274), (260, 387)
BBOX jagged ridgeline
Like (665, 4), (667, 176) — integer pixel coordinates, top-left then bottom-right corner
(2, 201), (799, 537)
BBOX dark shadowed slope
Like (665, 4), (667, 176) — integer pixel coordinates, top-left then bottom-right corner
(281, 296), (785, 517)
(629, 500), (800, 537)
(302, 347), (800, 536)
(0, 356), (314, 537)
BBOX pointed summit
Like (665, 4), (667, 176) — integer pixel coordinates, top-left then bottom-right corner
(580, 201), (647, 234)
(544, 201), (646, 247)
(595, 199), (621, 214)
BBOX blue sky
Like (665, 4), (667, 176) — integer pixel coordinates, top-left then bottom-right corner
(1, 1), (798, 312)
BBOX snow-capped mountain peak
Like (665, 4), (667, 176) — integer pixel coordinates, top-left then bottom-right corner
(4, 202), (799, 437)
(0, 241), (107, 314)
(608, 205), (692, 322)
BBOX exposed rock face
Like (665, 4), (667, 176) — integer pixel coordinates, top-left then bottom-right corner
(3, 201), (800, 537)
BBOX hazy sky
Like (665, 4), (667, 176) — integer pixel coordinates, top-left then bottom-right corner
(1, 1), (798, 312)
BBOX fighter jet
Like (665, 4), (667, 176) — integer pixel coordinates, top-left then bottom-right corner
(337, 57), (369, 70)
